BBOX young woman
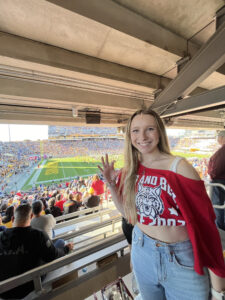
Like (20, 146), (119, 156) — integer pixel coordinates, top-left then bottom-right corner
(98, 109), (225, 300)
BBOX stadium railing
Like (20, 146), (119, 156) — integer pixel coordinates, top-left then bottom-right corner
(54, 207), (117, 232)
(204, 181), (225, 209)
(55, 202), (115, 224)
(53, 215), (122, 243)
(204, 181), (225, 247)
(0, 233), (129, 300)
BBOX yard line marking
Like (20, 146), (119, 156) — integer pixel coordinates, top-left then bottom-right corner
(61, 161), (66, 179)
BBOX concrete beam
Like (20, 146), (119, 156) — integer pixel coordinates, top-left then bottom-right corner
(47, 0), (188, 58)
(0, 105), (129, 126)
(0, 32), (159, 93)
(166, 118), (223, 130)
(151, 21), (225, 112)
(161, 85), (225, 117)
(0, 76), (152, 113)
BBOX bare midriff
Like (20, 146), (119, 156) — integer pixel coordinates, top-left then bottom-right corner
(137, 223), (189, 243)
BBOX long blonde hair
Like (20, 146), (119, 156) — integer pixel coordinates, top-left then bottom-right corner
(121, 108), (171, 225)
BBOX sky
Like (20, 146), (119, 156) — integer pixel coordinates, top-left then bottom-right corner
(0, 124), (48, 142)
(166, 128), (185, 137)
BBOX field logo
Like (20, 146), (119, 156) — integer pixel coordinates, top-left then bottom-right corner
(45, 161), (59, 175)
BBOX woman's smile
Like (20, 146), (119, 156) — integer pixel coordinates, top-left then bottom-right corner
(130, 114), (159, 156)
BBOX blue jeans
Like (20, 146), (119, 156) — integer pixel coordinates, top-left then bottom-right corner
(53, 239), (65, 249)
(131, 225), (210, 300)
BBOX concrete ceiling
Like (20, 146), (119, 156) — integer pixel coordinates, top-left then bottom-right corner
(0, 0), (225, 129)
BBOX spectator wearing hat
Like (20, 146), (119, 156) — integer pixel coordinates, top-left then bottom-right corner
(208, 130), (225, 230)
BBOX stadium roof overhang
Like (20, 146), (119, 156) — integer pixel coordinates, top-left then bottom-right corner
(0, 0), (225, 129)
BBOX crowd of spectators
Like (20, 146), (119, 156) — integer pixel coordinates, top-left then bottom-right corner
(48, 126), (118, 138)
(0, 174), (108, 224)
(0, 138), (124, 191)
(0, 141), (40, 186)
(186, 157), (209, 180)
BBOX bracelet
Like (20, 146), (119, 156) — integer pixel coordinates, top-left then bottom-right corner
(107, 180), (116, 187)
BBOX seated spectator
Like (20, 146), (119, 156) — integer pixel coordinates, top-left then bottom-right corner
(82, 190), (90, 204)
(74, 190), (82, 203)
(0, 203), (73, 299)
(12, 195), (20, 207)
(39, 197), (48, 212)
(63, 193), (82, 214)
(78, 177), (85, 189)
(0, 201), (8, 216)
(31, 200), (56, 239)
(46, 197), (62, 218)
(31, 200), (65, 249)
(0, 215), (6, 232)
(83, 195), (100, 208)
(55, 193), (65, 212)
(1, 206), (14, 228)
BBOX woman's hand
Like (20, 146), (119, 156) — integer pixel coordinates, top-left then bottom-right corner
(98, 154), (119, 185)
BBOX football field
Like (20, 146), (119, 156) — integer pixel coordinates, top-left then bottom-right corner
(22, 155), (123, 191)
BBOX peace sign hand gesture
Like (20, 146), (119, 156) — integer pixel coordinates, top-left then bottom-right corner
(98, 154), (119, 187)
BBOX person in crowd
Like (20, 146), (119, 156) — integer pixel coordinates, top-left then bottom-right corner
(46, 197), (62, 218)
(31, 200), (56, 239)
(208, 130), (225, 231)
(1, 205), (14, 228)
(98, 108), (225, 300)
(91, 174), (105, 204)
(55, 193), (65, 212)
(63, 193), (82, 214)
(78, 177), (86, 189)
(0, 215), (6, 232)
(32, 200), (66, 249)
(83, 194), (100, 208)
(0, 203), (73, 299)
(0, 201), (8, 216)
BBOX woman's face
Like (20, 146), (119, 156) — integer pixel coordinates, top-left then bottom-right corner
(130, 113), (160, 156)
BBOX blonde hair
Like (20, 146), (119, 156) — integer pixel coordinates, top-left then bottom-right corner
(93, 174), (99, 181)
(122, 108), (170, 225)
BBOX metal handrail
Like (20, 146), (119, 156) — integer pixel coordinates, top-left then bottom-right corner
(52, 215), (122, 242)
(0, 233), (127, 295)
(54, 208), (114, 230)
(55, 205), (103, 222)
(204, 181), (225, 209)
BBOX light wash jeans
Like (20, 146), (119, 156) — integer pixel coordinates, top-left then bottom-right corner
(131, 225), (210, 300)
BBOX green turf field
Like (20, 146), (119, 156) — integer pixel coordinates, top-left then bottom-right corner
(21, 151), (210, 191)
(22, 155), (124, 191)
